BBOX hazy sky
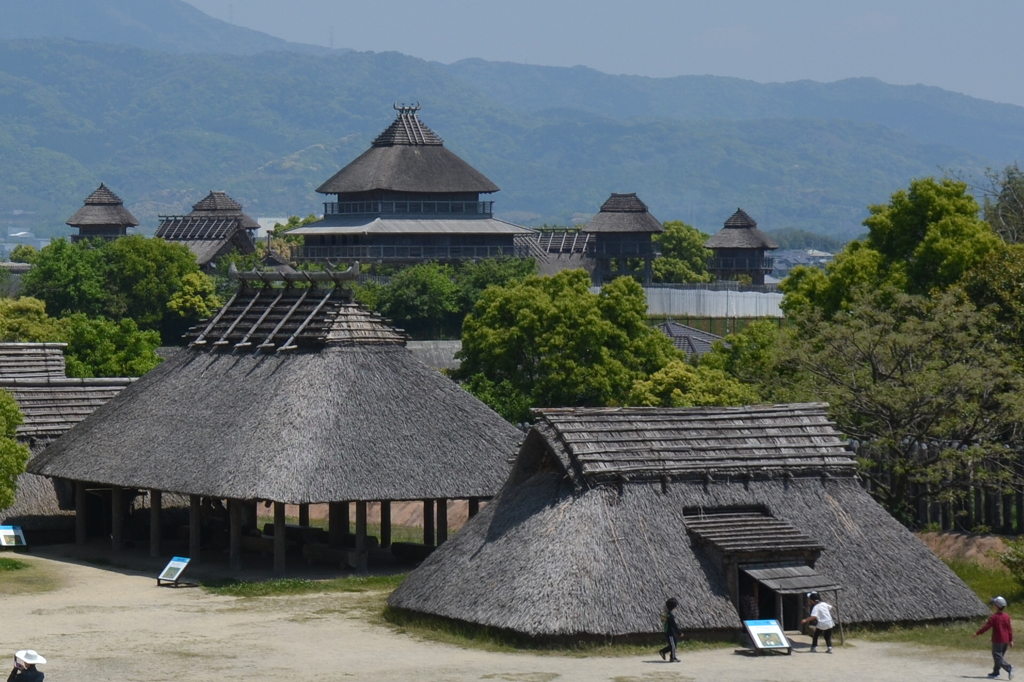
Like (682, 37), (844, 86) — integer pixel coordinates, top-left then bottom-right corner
(184, 0), (1024, 107)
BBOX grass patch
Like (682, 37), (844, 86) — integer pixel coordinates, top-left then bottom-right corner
(0, 557), (62, 595)
(383, 607), (733, 657)
(853, 558), (1018, 650)
(203, 573), (406, 598)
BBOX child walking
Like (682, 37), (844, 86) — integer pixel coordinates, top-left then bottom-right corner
(801, 592), (835, 653)
(659, 598), (683, 662)
(975, 596), (1014, 679)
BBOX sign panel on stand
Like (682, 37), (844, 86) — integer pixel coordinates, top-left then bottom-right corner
(743, 619), (792, 655)
(157, 556), (196, 587)
(0, 525), (26, 548)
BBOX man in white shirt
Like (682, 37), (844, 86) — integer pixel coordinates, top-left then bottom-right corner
(801, 592), (835, 653)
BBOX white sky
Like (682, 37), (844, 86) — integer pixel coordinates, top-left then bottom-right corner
(184, 0), (1024, 107)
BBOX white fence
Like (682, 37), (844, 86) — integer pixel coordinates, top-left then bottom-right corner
(589, 287), (785, 318)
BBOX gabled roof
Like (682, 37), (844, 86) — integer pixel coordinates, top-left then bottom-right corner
(157, 194), (258, 265)
(582, 193), (664, 234)
(27, 274), (522, 503)
(316, 106), (500, 195)
(188, 191), (260, 230)
(156, 216), (241, 240)
(0, 343), (67, 379)
(704, 209), (779, 250)
(656, 321), (723, 359)
(534, 404), (854, 488)
(66, 184), (139, 228)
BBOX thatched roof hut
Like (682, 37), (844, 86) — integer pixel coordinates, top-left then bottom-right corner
(67, 184), (139, 242)
(388, 405), (986, 638)
(156, 191), (257, 267)
(582, 193), (663, 286)
(704, 209), (779, 285)
(582, 193), (665, 234)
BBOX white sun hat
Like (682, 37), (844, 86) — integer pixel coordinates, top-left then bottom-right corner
(15, 650), (46, 665)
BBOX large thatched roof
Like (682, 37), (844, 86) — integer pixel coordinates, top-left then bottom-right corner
(704, 209), (779, 250)
(66, 184), (139, 228)
(582, 193), (664, 234)
(388, 405), (986, 636)
(27, 276), (522, 503)
(316, 106), (499, 196)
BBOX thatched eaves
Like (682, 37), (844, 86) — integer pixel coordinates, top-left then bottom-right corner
(316, 106), (500, 195)
(27, 277), (522, 503)
(188, 191), (260, 230)
(704, 209), (779, 250)
(66, 184), (139, 228)
(582, 193), (664, 234)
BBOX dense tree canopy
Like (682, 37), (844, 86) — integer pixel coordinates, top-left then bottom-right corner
(652, 221), (713, 283)
(0, 390), (29, 511)
(22, 236), (219, 343)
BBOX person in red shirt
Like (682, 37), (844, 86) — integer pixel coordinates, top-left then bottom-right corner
(975, 596), (1014, 679)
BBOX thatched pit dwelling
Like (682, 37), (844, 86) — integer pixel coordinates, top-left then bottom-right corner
(388, 405), (986, 639)
(27, 267), (523, 574)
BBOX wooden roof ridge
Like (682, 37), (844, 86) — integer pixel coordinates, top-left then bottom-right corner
(724, 208), (757, 228)
(372, 103), (444, 147)
(0, 342), (68, 380)
(599, 192), (649, 212)
(83, 183), (124, 205)
(156, 215), (244, 241)
(531, 403), (854, 486)
(192, 191), (242, 212)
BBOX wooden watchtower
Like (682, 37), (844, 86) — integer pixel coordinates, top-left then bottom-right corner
(66, 184), (138, 243)
(583, 193), (664, 286)
(704, 209), (778, 285)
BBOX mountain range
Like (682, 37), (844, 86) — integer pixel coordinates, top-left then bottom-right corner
(0, 0), (1021, 240)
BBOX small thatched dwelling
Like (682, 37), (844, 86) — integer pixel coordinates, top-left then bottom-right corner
(28, 268), (522, 573)
(388, 405), (986, 638)
(0, 343), (133, 539)
(156, 191), (258, 268)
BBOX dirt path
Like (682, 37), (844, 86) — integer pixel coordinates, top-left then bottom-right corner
(0, 554), (1000, 682)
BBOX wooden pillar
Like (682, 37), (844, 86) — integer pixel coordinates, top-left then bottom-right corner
(110, 487), (124, 551)
(1017, 490), (1024, 535)
(189, 495), (201, 564)
(468, 498), (480, 519)
(355, 501), (367, 553)
(149, 490), (162, 558)
(298, 503), (310, 527)
(423, 499), (435, 546)
(436, 498), (448, 545)
(273, 502), (286, 577)
(379, 501), (391, 549)
(229, 499), (242, 571)
(75, 481), (87, 546)
(776, 592), (783, 627)
(328, 502), (345, 549)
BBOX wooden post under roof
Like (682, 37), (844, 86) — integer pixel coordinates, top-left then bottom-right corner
(273, 501), (286, 577)
(355, 501), (368, 572)
(149, 489), (161, 558)
(423, 499), (435, 546)
(75, 481), (87, 546)
(298, 503), (309, 527)
(328, 502), (345, 549)
(111, 487), (124, 551)
(436, 498), (448, 545)
(379, 501), (391, 549)
(189, 495), (201, 564)
(229, 499), (242, 571)
(468, 497), (479, 518)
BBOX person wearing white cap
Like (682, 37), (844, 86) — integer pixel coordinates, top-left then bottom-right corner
(8, 650), (45, 682)
(975, 596), (1014, 679)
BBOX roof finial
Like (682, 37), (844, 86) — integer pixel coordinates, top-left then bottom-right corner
(393, 101), (421, 114)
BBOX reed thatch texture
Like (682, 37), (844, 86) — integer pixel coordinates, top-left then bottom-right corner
(389, 405), (986, 636)
(583, 193), (664, 234)
(704, 209), (779, 250)
(66, 184), (138, 228)
(28, 285), (522, 503)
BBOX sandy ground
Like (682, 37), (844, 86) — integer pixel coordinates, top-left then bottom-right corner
(0, 552), (1004, 682)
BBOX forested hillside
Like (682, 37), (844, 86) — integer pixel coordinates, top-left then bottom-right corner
(0, 38), (1015, 238)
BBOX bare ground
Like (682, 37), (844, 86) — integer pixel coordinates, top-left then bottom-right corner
(0, 553), (1003, 682)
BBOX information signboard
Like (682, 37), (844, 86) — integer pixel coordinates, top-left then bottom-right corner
(0, 526), (26, 547)
(743, 619), (791, 654)
(157, 556), (195, 587)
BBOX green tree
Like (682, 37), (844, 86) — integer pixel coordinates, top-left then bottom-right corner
(787, 289), (1024, 522)
(21, 238), (108, 318)
(958, 244), (1024, 352)
(979, 164), (1024, 244)
(456, 271), (681, 421)
(628, 360), (759, 407)
(0, 390), (30, 511)
(59, 314), (163, 378)
(374, 263), (461, 338)
(8, 244), (38, 264)
(453, 257), (537, 312)
(652, 221), (713, 283)
(0, 298), (62, 341)
(782, 178), (1001, 319)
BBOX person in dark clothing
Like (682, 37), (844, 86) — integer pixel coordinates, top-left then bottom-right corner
(8, 650), (45, 682)
(975, 596), (1014, 679)
(659, 597), (683, 662)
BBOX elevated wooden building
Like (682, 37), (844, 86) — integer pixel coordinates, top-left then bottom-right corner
(156, 191), (258, 268)
(27, 268), (523, 574)
(704, 209), (778, 285)
(291, 105), (534, 264)
(67, 184), (139, 243)
(582, 193), (663, 286)
(389, 405), (986, 638)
